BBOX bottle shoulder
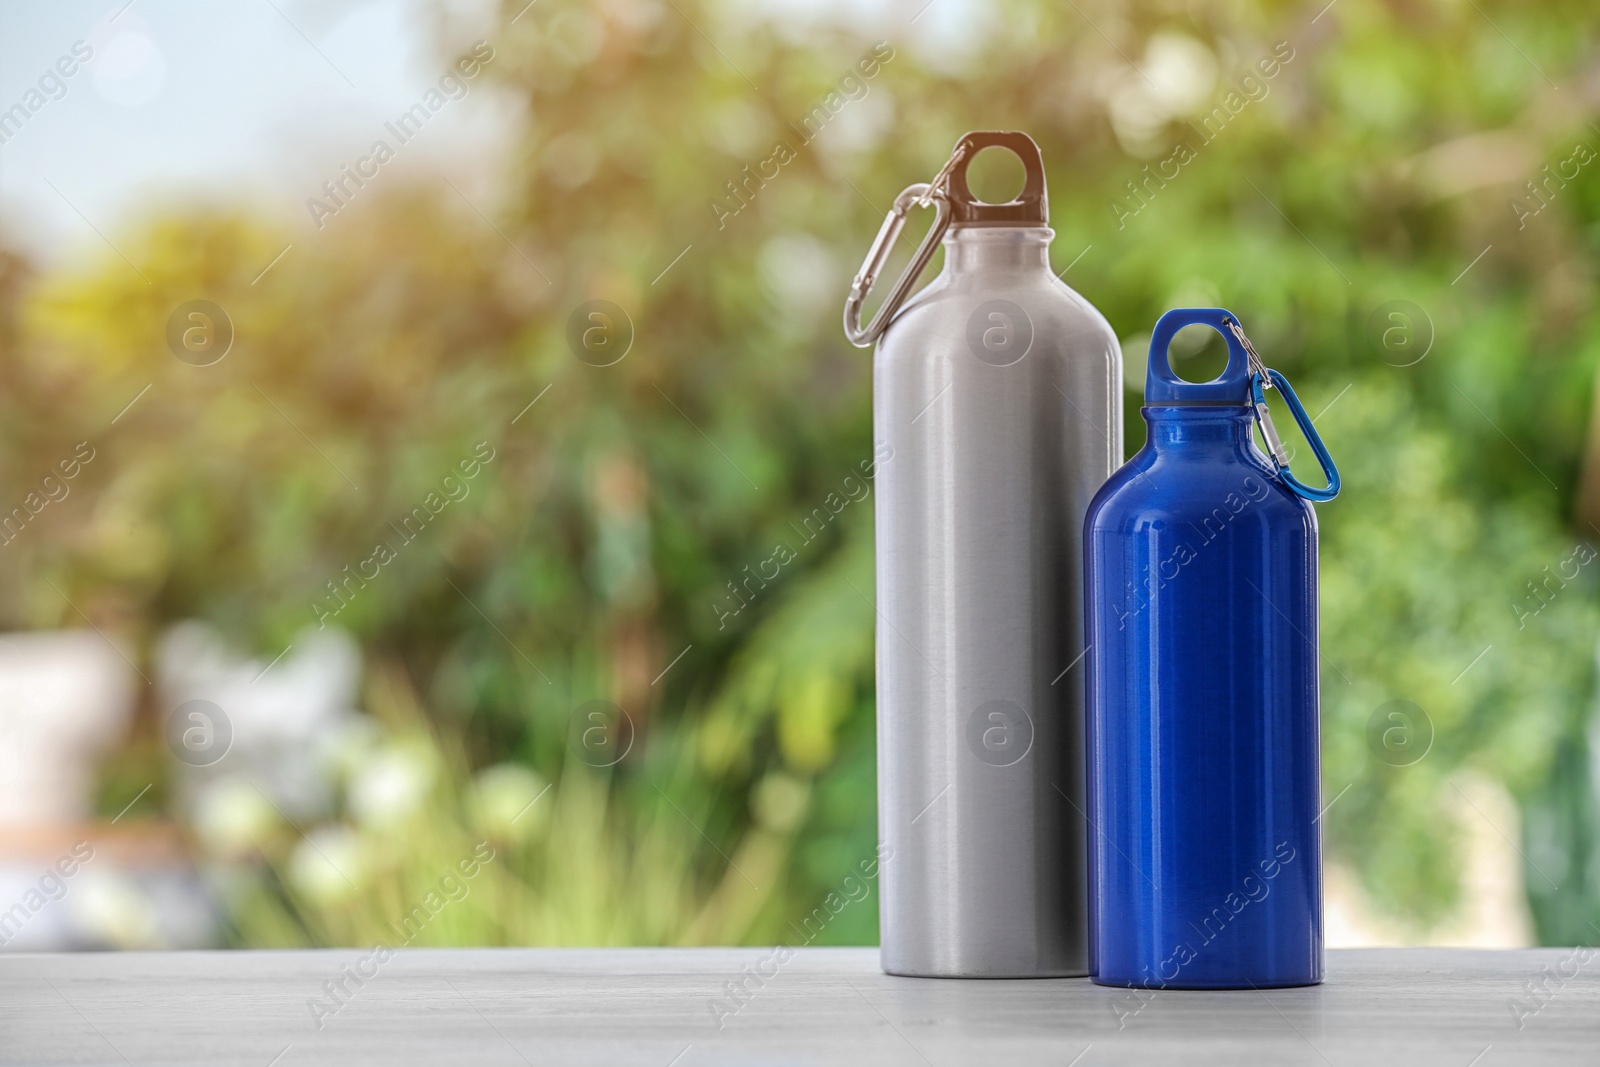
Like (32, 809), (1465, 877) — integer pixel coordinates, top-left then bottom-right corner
(1087, 449), (1316, 532)
(876, 268), (1118, 358)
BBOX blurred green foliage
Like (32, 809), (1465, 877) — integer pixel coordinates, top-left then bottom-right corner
(3, 0), (1600, 946)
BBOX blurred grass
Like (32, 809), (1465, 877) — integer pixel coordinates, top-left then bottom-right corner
(3, 0), (1600, 946)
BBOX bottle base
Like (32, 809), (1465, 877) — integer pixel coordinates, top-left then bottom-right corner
(1090, 973), (1322, 990)
(884, 960), (1090, 980)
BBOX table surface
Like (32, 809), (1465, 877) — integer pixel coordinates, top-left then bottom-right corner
(0, 947), (1593, 1066)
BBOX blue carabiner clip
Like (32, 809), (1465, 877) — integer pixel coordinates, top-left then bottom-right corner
(1249, 369), (1341, 502)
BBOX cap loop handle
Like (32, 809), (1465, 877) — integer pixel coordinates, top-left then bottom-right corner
(945, 130), (1048, 226)
(1145, 307), (1253, 404)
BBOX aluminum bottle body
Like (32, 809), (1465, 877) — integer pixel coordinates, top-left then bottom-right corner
(1085, 405), (1323, 989)
(874, 225), (1121, 978)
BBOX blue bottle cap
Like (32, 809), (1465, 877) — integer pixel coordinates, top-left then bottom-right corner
(1145, 307), (1253, 404)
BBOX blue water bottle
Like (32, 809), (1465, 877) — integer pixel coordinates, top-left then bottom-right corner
(1084, 307), (1340, 989)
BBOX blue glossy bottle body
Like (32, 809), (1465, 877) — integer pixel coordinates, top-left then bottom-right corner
(1084, 400), (1323, 990)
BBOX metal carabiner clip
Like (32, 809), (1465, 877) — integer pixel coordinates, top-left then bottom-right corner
(1224, 315), (1340, 502)
(843, 182), (953, 347)
(1249, 368), (1341, 502)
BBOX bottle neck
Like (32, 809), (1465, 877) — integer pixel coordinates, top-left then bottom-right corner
(1142, 405), (1257, 453)
(942, 225), (1054, 272)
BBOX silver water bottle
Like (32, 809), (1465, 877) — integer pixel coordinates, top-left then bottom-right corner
(844, 131), (1121, 977)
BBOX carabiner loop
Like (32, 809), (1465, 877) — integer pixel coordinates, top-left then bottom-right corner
(843, 183), (952, 347)
(1250, 368), (1341, 502)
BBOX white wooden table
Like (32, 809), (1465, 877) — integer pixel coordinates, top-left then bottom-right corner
(0, 947), (1592, 1065)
